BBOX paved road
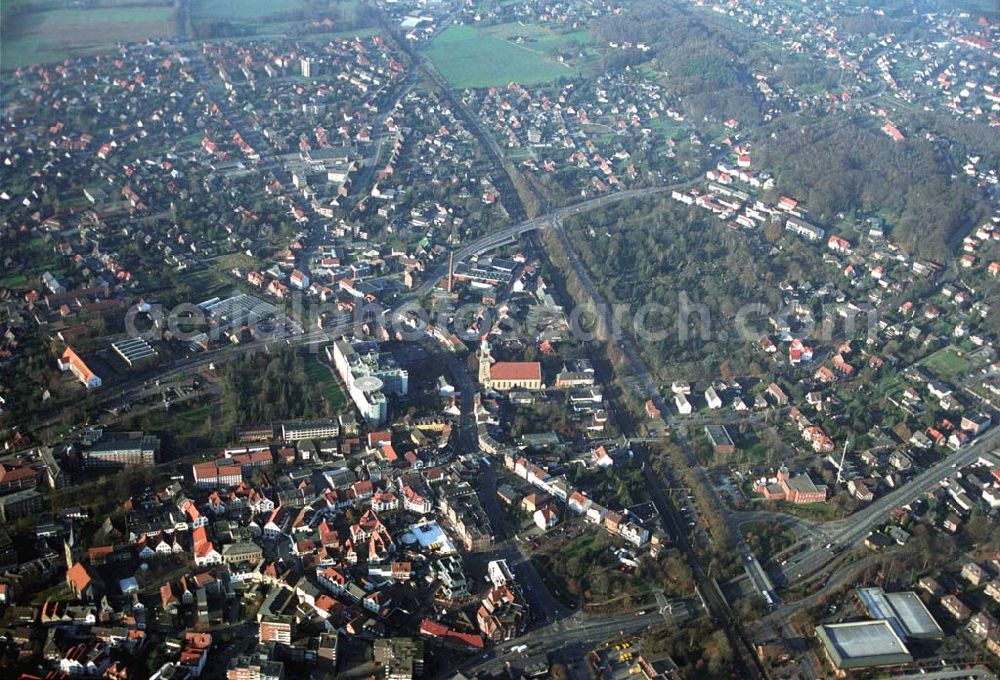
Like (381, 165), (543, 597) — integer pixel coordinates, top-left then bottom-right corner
(413, 185), (678, 298)
(453, 604), (695, 679)
(731, 509), (826, 542)
(775, 427), (1000, 585)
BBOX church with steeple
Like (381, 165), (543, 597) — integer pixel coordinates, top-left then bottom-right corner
(478, 338), (542, 391)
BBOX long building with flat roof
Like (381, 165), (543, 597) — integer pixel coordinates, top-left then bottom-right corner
(201, 294), (277, 330)
(281, 420), (339, 442)
(0, 488), (45, 522)
(111, 337), (158, 367)
(816, 620), (912, 672)
(857, 587), (944, 640)
(84, 432), (160, 467)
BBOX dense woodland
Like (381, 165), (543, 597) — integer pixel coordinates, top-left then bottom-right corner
(758, 116), (991, 259)
(591, 0), (993, 261)
(561, 196), (821, 381)
(220, 347), (337, 428)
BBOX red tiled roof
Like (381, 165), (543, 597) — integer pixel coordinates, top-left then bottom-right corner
(66, 562), (91, 593)
(490, 361), (541, 382)
(419, 618), (484, 648)
(87, 545), (113, 560)
(0, 463), (38, 483)
(61, 347), (96, 383)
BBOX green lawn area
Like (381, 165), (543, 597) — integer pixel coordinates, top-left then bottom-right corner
(305, 359), (347, 410)
(423, 23), (589, 88)
(180, 268), (235, 300)
(506, 147), (536, 161)
(647, 115), (686, 137)
(175, 132), (205, 149)
(920, 346), (972, 380)
(331, 26), (379, 40)
(2, 5), (175, 70)
(770, 500), (843, 521)
(134, 401), (215, 435)
(1, 235), (67, 290)
(0, 273), (27, 290)
(191, 0), (301, 21)
(211, 252), (261, 271)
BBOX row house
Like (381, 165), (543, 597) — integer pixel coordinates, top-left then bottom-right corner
(263, 507), (290, 539)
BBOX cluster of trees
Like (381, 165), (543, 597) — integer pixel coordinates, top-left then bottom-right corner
(190, 0), (374, 39)
(901, 106), (1000, 176)
(220, 347), (337, 430)
(560, 196), (797, 381)
(642, 549), (696, 598)
(533, 529), (642, 608)
(507, 398), (568, 439)
(642, 619), (735, 675)
(741, 521), (796, 562)
(759, 115), (991, 258)
(568, 463), (646, 508)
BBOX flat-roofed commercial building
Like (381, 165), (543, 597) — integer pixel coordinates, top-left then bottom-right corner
(259, 615), (294, 645)
(111, 337), (158, 368)
(84, 433), (160, 467)
(815, 620), (912, 672)
(201, 294), (277, 329)
(857, 587), (944, 640)
(0, 489), (45, 522)
(374, 637), (424, 680)
(331, 340), (408, 425)
(227, 656), (284, 680)
(281, 420), (339, 442)
(705, 424), (736, 454)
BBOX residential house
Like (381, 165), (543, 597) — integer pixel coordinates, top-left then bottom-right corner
(941, 594), (971, 621)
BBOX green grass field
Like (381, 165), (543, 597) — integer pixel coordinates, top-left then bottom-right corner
(0, 273), (27, 289)
(190, 0), (301, 21)
(0, 236), (67, 291)
(180, 268), (235, 300)
(332, 26), (379, 40)
(138, 402), (215, 433)
(423, 23), (590, 89)
(305, 359), (348, 410)
(1, 5), (176, 70)
(921, 346), (972, 380)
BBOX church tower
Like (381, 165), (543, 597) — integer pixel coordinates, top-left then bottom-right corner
(478, 338), (493, 387)
(63, 524), (76, 570)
